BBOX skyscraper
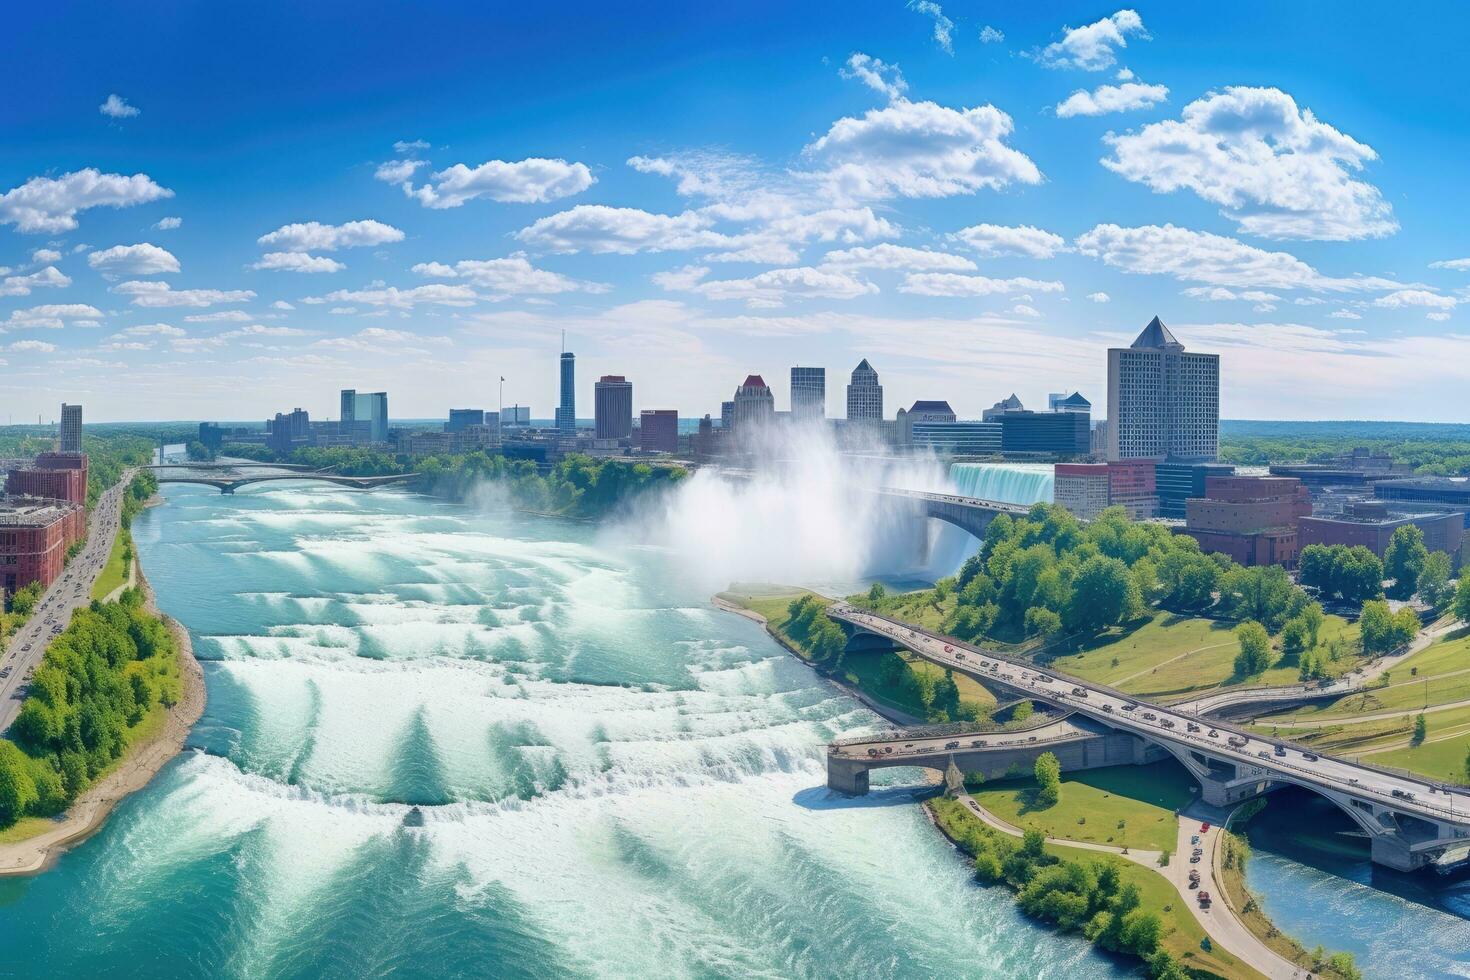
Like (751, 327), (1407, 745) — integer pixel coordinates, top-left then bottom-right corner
(555, 350), (576, 442)
(59, 403), (82, 453)
(1106, 317), (1219, 462)
(446, 409), (485, 433)
(732, 375), (775, 432)
(790, 366), (826, 421)
(340, 389), (389, 442)
(845, 359), (882, 422)
(594, 375), (633, 440)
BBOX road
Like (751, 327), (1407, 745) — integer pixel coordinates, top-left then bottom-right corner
(0, 471), (133, 731)
(830, 604), (1470, 831)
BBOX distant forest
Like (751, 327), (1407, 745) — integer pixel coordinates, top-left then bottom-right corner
(1219, 420), (1470, 474)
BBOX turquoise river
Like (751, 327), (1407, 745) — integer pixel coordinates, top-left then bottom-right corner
(0, 471), (1466, 977)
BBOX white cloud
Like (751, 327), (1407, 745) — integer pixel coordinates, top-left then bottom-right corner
(315, 326), (452, 352)
(411, 254), (608, 294)
(1430, 258), (1470, 272)
(1182, 286), (1282, 303)
(99, 94), (140, 118)
(1329, 309), (1362, 320)
(184, 310), (253, 323)
(306, 284), (478, 309)
(1056, 80), (1168, 117)
(8, 339), (57, 353)
(979, 26), (1004, 44)
(651, 265), (711, 292)
(113, 280), (255, 307)
(1, 266), (71, 297)
(1038, 10), (1148, 70)
(0, 168), (173, 233)
(1373, 289), (1456, 312)
(393, 139), (430, 154)
(153, 216), (182, 230)
(840, 53), (908, 101)
(384, 157), (594, 208)
(1102, 87), (1395, 241)
(88, 242), (181, 275)
(1087, 292), (1110, 303)
(899, 273), (1065, 297)
(952, 223), (1066, 259)
(662, 266), (878, 308)
(1011, 303), (1041, 318)
(516, 205), (738, 255)
(271, 300), (295, 310)
(1075, 224), (1401, 292)
(806, 98), (1041, 201)
(31, 248), (62, 264)
(117, 322), (186, 337)
(257, 219), (404, 252)
(3, 304), (103, 329)
(252, 252), (347, 273)
(820, 243), (976, 272)
(374, 159), (426, 185)
(908, 1), (954, 54)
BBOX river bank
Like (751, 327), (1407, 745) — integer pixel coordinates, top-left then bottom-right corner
(0, 565), (205, 877)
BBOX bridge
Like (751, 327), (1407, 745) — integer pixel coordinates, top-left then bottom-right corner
(150, 465), (418, 494)
(826, 604), (1470, 873)
(874, 487), (1035, 539)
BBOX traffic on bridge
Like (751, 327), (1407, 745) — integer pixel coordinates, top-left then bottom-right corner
(828, 603), (1470, 871)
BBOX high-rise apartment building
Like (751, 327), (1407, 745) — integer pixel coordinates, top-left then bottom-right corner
(845, 359), (882, 422)
(340, 389), (389, 442)
(790, 366), (826, 421)
(1106, 317), (1219, 462)
(556, 351), (576, 442)
(594, 376), (633, 440)
(732, 375), (775, 432)
(59, 403), (82, 453)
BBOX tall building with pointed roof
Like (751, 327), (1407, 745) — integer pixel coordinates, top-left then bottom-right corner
(845, 358), (883, 422)
(732, 374), (775, 432)
(1106, 317), (1219, 462)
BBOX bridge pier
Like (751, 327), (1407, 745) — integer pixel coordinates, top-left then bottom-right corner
(827, 758), (871, 795)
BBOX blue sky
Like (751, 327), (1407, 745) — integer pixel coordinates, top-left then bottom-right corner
(4, 1), (1470, 423)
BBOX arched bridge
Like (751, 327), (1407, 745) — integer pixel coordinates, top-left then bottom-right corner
(152, 465), (418, 494)
(827, 604), (1470, 873)
(874, 487), (1036, 539)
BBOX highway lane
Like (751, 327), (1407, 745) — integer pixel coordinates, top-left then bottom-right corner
(830, 604), (1470, 831)
(0, 472), (133, 732)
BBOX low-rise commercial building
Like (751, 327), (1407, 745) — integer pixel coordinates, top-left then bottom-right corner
(999, 409), (1090, 457)
(6, 452), (89, 507)
(1299, 501), (1466, 566)
(1179, 475), (1312, 567)
(911, 420), (1001, 457)
(1052, 459), (1157, 520)
(1155, 460), (1235, 519)
(0, 495), (87, 596)
(1373, 478), (1470, 526)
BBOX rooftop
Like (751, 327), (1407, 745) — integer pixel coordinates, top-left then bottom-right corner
(1057, 391), (1091, 408)
(1130, 316), (1183, 351)
(740, 374), (769, 389)
(908, 400), (955, 413)
(0, 495), (82, 526)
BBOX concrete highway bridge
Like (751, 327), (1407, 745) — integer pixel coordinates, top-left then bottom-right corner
(826, 604), (1470, 872)
(149, 464), (418, 494)
(874, 487), (1037, 539)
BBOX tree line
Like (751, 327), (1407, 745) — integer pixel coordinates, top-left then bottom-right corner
(0, 590), (179, 828)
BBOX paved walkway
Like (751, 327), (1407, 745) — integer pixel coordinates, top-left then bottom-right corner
(1114, 640), (1235, 686)
(954, 792), (1301, 980)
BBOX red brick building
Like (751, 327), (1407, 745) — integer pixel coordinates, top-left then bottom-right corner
(1179, 475), (1312, 567)
(1, 496), (87, 597)
(1299, 501), (1465, 567)
(5, 451), (88, 506)
(640, 410), (679, 454)
(1053, 459), (1158, 520)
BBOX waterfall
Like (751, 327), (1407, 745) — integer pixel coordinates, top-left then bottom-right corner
(948, 462), (1054, 506)
(926, 462), (1055, 576)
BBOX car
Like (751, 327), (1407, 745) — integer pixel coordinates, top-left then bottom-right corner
(1036, 675), (1052, 684)
(1274, 745), (1287, 757)
(1191, 835), (1200, 845)
(1186, 722), (1200, 733)
(1121, 703), (1137, 712)
(1160, 719), (1175, 729)
(1392, 788), (1414, 800)
(955, 652), (965, 660)
(1207, 729), (1219, 738)
(943, 645), (953, 653)
(970, 739), (986, 748)
(1027, 736), (1037, 743)
(867, 748), (879, 757)
(1102, 704), (1114, 713)
(1302, 752), (1319, 761)
(1200, 822), (1211, 833)
(883, 746), (893, 754)
(1189, 855), (1200, 863)
(944, 741), (960, 750)
(1197, 891), (1212, 908)
(1192, 847), (1203, 856)
(1142, 711), (1156, 721)
(1070, 687), (1088, 698)
(1257, 750), (1271, 759)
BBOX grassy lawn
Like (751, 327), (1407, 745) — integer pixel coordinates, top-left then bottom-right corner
(91, 527), (130, 601)
(1371, 730), (1470, 783)
(930, 797), (1253, 979)
(970, 759), (1195, 853)
(1049, 612), (1235, 690)
(1276, 630), (1470, 721)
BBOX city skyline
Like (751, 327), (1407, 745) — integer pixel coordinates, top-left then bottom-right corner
(6, 3), (1470, 423)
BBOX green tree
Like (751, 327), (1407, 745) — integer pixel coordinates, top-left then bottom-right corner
(1302, 601), (1325, 647)
(1417, 551), (1454, 610)
(1414, 713), (1428, 744)
(1233, 620), (1273, 677)
(0, 741), (39, 826)
(1280, 617), (1309, 656)
(1023, 606), (1062, 639)
(1011, 700), (1034, 723)
(1063, 555), (1134, 634)
(1361, 599), (1419, 654)
(1383, 524), (1429, 601)
(1034, 751), (1062, 808)
(1457, 575), (1470, 626)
